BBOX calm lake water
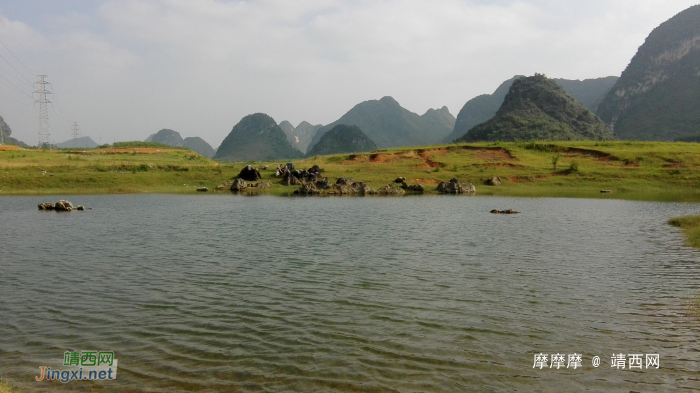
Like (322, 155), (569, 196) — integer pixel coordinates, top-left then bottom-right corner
(1, 194), (699, 392)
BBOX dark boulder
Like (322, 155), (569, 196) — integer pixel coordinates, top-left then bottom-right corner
(308, 165), (323, 175)
(315, 178), (330, 189)
(486, 177), (502, 186)
(196, 187), (209, 192)
(394, 177), (406, 183)
(405, 184), (425, 192)
(351, 182), (371, 194)
(237, 165), (261, 181)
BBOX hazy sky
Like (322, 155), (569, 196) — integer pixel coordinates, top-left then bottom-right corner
(0, 0), (697, 148)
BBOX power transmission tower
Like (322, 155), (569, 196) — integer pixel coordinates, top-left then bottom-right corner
(71, 121), (81, 140)
(33, 75), (53, 148)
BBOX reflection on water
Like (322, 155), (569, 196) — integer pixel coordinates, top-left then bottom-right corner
(0, 194), (699, 392)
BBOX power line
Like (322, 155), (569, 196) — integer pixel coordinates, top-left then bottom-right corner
(0, 37), (35, 79)
(0, 71), (34, 99)
(0, 52), (34, 85)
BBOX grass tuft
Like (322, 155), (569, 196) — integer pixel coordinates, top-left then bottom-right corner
(668, 215), (700, 248)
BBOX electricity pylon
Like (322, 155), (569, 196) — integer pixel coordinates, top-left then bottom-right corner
(71, 122), (81, 140)
(33, 75), (53, 148)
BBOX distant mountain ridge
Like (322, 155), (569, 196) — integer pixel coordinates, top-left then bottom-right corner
(457, 74), (614, 142)
(56, 136), (98, 148)
(446, 76), (618, 142)
(214, 113), (303, 161)
(306, 124), (377, 156)
(279, 120), (322, 153)
(597, 5), (700, 140)
(144, 129), (216, 157)
(307, 96), (454, 153)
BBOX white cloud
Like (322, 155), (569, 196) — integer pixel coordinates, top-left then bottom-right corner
(0, 0), (697, 147)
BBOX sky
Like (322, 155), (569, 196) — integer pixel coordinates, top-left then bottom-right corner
(0, 0), (697, 148)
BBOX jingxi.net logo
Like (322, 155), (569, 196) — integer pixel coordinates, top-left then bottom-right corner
(35, 351), (118, 383)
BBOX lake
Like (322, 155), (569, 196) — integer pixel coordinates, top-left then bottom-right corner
(1, 194), (699, 392)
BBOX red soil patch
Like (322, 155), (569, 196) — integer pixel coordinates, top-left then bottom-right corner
(411, 178), (441, 185)
(0, 145), (21, 151)
(482, 162), (522, 168)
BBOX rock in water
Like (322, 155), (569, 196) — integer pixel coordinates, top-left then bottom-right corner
(294, 183), (320, 195)
(237, 165), (262, 181)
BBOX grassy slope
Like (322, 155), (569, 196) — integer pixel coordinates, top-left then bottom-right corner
(2, 141), (700, 200)
(668, 215), (700, 247)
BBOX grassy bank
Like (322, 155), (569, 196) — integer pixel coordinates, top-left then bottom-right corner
(2, 141), (700, 200)
(668, 215), (700, 247)
(0, 381), (22, 393)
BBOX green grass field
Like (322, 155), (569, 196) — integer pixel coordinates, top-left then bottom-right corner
(2, 141), (700, 200)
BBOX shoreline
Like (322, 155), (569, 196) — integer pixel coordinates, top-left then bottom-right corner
(3, 141), (700, 202)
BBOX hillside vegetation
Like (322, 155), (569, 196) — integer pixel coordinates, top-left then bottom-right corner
(3, 141), (700, 201)
(457, 75), (614, 142)
(306, 124), (377, 156)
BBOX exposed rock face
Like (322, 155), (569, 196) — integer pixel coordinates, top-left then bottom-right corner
(457, 74), (614, 142)
(315, 178), (330, 189)
(306, 124), (377, 156)
(279, 120), (323, 153)
(38, 200), (82, 211)
(437, 178), (476, 194)
(377, 184), (406, 195)
(214, 113), (304, 161)
(231, 178), (247, 191)
(294, 183), (320, 195)
(486, 177), (502, 186)
(250, 181), (271, 189)
(597, 5), (700, 141)
(404, 184), (425, 192)
(350, 182), (370, 194)
(282, 173), (303, 186)
(237, 165), (262, 181)
(335, 177), (354, 185)
(217, 180), (234, 190)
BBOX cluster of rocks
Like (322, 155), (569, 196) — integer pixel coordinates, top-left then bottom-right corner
(230, 178), (271, 191)
(216, 164), (476, 197)
(490, 209), (519, 214)
(393, 178), (425, 192)
(436, 178), (476, 194)
(38, 200), (86, 211)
